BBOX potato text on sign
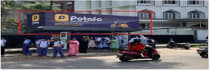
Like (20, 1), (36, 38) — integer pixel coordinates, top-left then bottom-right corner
(55, 14), (69, 22)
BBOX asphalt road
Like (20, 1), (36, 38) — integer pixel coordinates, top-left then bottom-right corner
(1, 48), (208, 69)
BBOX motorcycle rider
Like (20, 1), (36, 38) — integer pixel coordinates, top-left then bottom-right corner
(147, 37), (156, 49)
(129, 35), (152, 57)
(139, 35), (154, 57)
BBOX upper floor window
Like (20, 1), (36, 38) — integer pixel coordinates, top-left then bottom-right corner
(188, 11), (205, 19)
(138, 10), (155, 20)
(137, 0), (152, 4)
(163, 0), (177, 4)
(163, 10), (180, 20)
(188, 0), (200, 5)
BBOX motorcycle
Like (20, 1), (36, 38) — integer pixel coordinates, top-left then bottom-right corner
(197, 46), (208, 58)
(117, 39), (160, 62)
(166, 42), (191, 49)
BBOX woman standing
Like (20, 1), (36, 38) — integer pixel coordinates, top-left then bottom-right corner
(79, 36), (89, 53)
(88, 37), (96, 49)
(68, 37), (80, 56)
(110, 37), (119, 52)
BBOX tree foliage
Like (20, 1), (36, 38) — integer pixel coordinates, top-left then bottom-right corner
(1, 1), (58, 34)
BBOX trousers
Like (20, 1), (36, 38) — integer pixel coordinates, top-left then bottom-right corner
(53, 47), (64, 58)
(22, 44), (32, 55)
(39, 47), (48, 56)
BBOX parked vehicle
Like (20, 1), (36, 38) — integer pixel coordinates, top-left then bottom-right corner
(197, 46), (208, 58)
(166, 42), (191, 49)
(117, 39), (160, 62)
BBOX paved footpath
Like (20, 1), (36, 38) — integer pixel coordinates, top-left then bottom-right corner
(1, 48), (208, 69)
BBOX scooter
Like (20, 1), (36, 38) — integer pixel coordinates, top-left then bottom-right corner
(197, 46), (208, 58)
(117, 41), (160, 62)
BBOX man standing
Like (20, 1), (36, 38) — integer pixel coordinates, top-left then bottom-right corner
(53, 38), (64, 58)
(1, 38), (7, 57)
(39, 39), (49, 56)
(22, 38), (32, 56)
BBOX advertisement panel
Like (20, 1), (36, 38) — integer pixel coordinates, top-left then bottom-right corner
(27, 12), (139, 29)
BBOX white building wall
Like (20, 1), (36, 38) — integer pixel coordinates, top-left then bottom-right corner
(74, 0), (208, 36)
(74, 0), (91, 14)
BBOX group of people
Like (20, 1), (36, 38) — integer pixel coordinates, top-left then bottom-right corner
(88, 36), (124, 51)
(20, 36), (123, 58)
(1, 35), (156, 57)
(23, 38), (65, 58)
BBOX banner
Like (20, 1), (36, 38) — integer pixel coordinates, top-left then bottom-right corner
(27, 13), (139, 29)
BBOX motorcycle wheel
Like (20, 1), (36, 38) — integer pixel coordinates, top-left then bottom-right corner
(119, 55), (130, 62)
(152, 54), (160, 60)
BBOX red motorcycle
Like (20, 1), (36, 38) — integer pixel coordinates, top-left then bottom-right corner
(117, 39), (160, 62)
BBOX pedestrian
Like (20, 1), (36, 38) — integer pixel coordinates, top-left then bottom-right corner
(116, 36), (123, 48)
(68, 37), (80, 56)
(110, 37), (119, 52)
(105, 37), (111, 47)
(1, 38), (7, 57)
(35, 39), (41, 55)
(79, 36), (89, 53)
(98, 37), (104, 49)
(38, 39), (49, 56)
(95, 37), (102, 49)
(103, 37), (111, 49)
(22, 38), (32, 56)
(53, 38), (64, 58)
(88, 37), (96, 49)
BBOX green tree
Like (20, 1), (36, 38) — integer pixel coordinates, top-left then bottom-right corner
(1, 1), (59, 34)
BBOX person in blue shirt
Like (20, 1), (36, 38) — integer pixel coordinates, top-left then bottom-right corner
(53, 38), (64, 58)
(22, 38), (32, 56)
(38, 39), (49, 56)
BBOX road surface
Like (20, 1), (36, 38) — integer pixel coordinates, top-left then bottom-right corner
(1, 48), (208, 69)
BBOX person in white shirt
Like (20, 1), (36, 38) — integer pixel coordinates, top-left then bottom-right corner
(38, 39), (49, 56)
(95, 37), (102, 49)
(1, 38), (7, 56)
(88, 37), (96, 49)
(22, 38), (32, 56)
(53, 38), (64, 58)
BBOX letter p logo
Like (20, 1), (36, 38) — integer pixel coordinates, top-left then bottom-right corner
(55, 14), (69, 22)
(32, 14), (40, 22)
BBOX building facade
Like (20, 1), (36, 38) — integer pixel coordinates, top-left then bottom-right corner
(75, 0), (208, 42)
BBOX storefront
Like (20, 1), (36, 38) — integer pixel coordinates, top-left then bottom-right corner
(26, 12), (141, 49)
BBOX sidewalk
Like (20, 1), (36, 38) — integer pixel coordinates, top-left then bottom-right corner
(2, 50), (118, 62)
(5, 43), (205, 54)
